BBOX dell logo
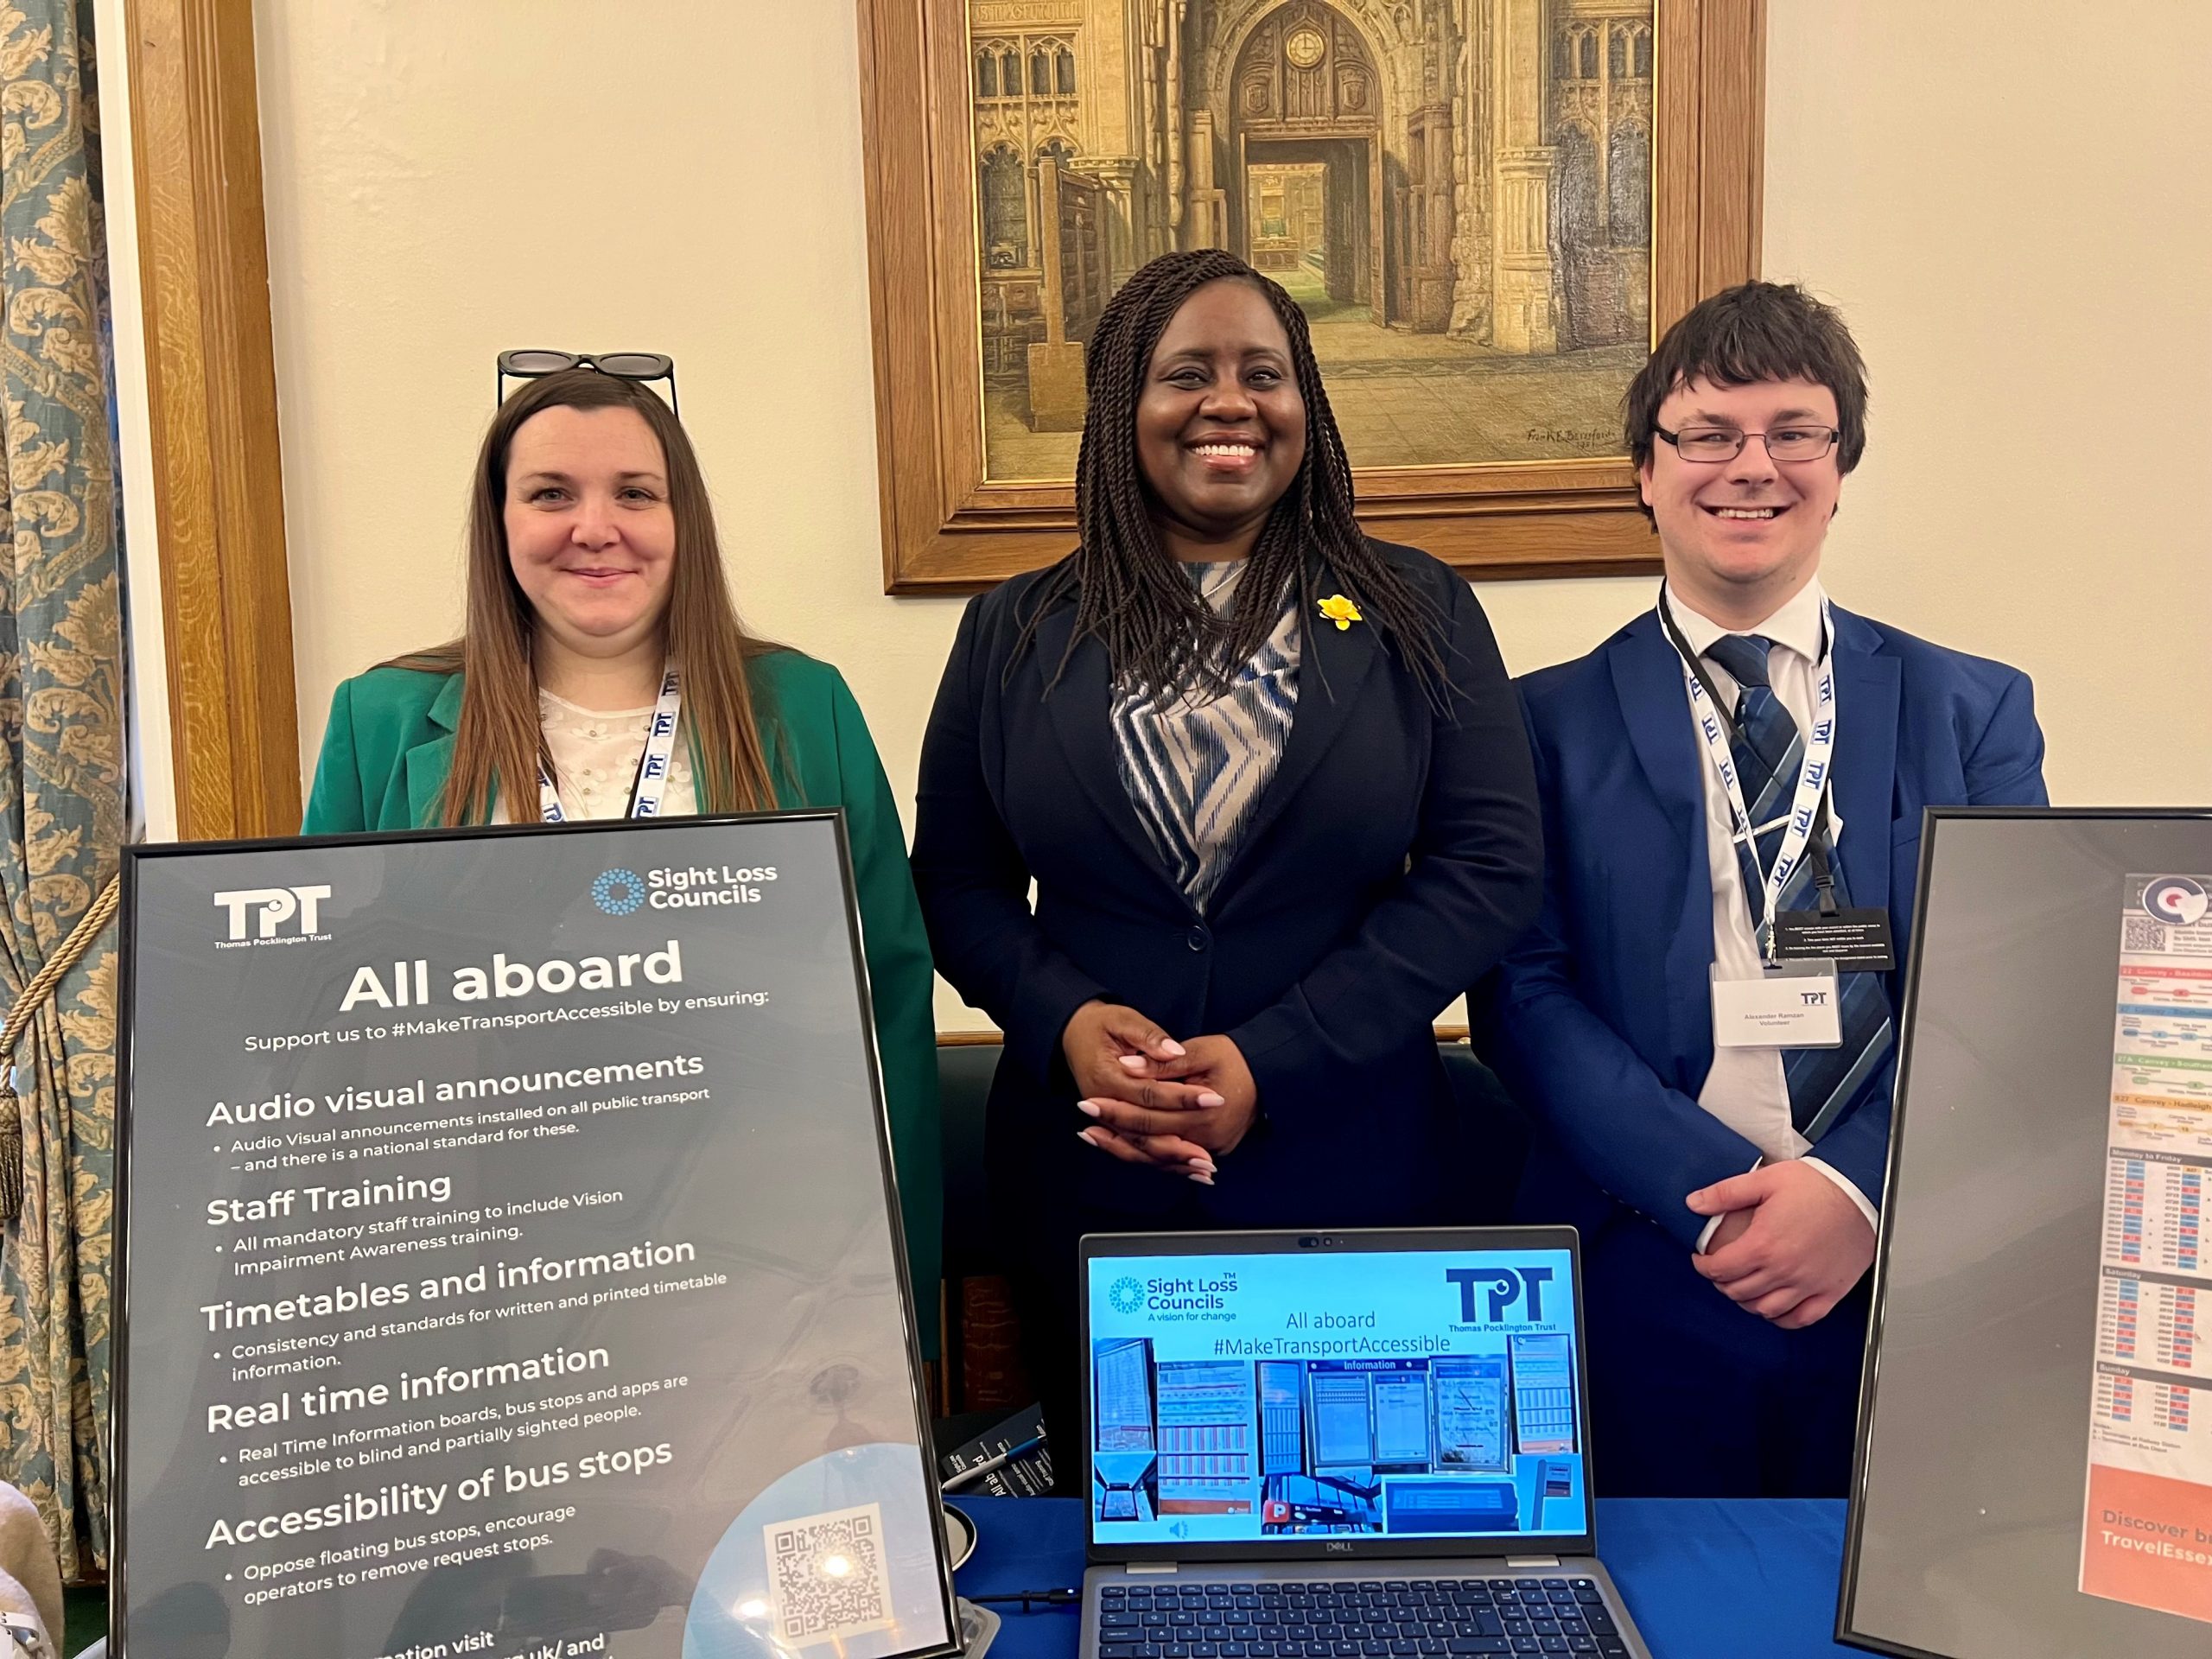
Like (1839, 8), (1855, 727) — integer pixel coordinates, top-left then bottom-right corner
(1325, 1541), (1355, 1554)
(1446, 1265), (1554, 1325)
(213, 885), (332, 942)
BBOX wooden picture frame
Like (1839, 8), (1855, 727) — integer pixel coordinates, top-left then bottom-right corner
(861, 0), (1765, 594)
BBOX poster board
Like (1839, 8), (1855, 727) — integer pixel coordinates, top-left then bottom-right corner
(113, 814), (957, 1659)
(1840, 808), (2212, 1658)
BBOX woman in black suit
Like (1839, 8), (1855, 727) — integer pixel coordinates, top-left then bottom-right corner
(912, 250), (1542, 1459)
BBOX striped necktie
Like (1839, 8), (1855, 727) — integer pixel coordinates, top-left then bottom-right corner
(1703, 632), (1894, 1142)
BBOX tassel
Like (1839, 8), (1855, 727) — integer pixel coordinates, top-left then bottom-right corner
(0, 874), (120, 1227)
(0, 1077), (21, 1224)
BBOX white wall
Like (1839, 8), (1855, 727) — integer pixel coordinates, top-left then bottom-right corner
(1762, 4), (2212, 807)
(252, 2), (2212, 1032)
(256, 0), (958, 761)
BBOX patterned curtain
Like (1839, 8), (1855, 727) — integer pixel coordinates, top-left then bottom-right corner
(0, 0), (124, 1577)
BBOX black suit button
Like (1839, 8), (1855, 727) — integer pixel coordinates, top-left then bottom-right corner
(1187, 926), (1209, 951)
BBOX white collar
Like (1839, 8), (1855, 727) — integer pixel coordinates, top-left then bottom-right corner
(1663, 577), (1828, 668)
(538, 688), (655, 727)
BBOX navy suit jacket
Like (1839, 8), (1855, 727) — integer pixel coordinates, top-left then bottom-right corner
(1473, 601), (2048, 1251)
(913, 542), (1543, 1234)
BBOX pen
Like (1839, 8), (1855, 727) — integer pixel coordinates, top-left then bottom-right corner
(940, 1429), (1047, 1493)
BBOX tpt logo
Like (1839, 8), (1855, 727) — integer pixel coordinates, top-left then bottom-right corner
(213, 886), (332, 944)
(1109, 1277), (1146, 1315)
(1446, 1265), (1554, 1325)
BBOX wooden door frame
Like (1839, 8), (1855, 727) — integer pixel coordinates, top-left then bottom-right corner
(123, 0), (302, 841)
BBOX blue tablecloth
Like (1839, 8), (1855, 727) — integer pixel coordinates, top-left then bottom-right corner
(949, 1497), (1863, 1659)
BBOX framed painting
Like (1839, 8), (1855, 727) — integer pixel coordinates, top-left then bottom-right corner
(861, 0), (1765, 592)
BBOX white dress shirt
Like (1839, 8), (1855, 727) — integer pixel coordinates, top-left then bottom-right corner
(1664, 581), (1879, 1243)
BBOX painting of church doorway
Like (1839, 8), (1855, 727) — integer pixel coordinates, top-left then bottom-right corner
(1230, 3), (1384, 332)
(865, 0), (1770, 588)
(968, 0), (1658, 482)
(1243, 151), (1370, 320)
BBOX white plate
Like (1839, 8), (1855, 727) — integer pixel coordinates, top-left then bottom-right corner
(943, 1501), (977, 1569)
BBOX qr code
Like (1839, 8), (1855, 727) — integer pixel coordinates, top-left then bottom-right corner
(766, 1502), (891, 1645)
(2124, 917), (2169, 953)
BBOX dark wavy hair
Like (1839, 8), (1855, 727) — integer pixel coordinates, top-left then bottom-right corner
(1014, 249), (1447, 704)
(1624, 282), (1869, 521)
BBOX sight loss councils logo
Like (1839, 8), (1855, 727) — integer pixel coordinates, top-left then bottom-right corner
(592, 869), (647, 916)
(1109, 1277), (1145, 1315)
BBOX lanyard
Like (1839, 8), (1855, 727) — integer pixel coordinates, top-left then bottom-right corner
(1656, 588), (1840, 957)
(537, 664), (683, 823)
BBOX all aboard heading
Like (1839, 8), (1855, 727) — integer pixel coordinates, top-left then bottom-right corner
(340, 942), (685, 1012)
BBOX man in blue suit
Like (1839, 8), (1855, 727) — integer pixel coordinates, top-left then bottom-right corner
(1474, 283), (2047, 1497)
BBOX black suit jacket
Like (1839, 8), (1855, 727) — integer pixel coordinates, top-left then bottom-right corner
(912, 541), (1543, 1239)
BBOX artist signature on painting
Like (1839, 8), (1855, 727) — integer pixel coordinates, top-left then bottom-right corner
(1526, 427), (1613, 445)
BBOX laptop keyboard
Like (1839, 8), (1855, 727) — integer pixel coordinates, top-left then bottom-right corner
(1095, 1578), (1630, 1658)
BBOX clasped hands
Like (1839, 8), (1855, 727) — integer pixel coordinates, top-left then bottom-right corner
(1062, 1000), (1258, 1185)
(1685, 1160), (1876, 1330)
(1063, 1003), (1876, 1313)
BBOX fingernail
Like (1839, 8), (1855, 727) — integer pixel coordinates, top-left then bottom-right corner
(1117, 1054), (1148, 1071)
(1076, 1100), (1102, 1117)
(1198, 1093), (1225, 1109)
(1160, 1039), (1186, 1058)
(1187, 1172), (1214, 1185)
(1187, 1157), (1216, 1173)
(1076, 1129), (1099, 1147)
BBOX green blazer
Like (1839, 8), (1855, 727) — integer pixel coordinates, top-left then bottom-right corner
(301, 649), (943, 1356)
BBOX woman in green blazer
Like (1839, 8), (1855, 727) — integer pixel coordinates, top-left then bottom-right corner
(302, 364), (941, 1354)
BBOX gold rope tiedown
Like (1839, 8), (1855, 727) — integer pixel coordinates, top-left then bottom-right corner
(0, 874), (120, 1223)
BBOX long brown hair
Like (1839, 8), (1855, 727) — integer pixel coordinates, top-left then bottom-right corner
(1013, 248), (1447, 705)
(391, 369), (778, 823)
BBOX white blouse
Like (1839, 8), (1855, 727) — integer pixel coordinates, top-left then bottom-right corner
(531, 689), (698, 820)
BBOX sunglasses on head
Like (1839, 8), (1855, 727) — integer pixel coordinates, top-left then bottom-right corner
(496, 350), (678, 416)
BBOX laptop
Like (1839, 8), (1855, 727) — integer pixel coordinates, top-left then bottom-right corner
(1078, 1227), (1651, 1659)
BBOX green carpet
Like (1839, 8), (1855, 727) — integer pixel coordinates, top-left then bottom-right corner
(62, 1585), (104, 1656)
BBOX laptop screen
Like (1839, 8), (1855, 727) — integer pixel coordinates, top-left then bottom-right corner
(1084, 1239), (1587, 1548)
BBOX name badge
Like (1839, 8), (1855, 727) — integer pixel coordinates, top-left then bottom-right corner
(1712, 959), (1842, 1049)
(1771, 906), (1897, 973)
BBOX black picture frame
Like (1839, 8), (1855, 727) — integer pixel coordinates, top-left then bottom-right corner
(1836, 805), (2212, 1659)
(111, 810), (960, 1659)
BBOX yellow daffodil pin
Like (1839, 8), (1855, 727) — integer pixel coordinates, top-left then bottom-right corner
(1318, 594), (1364, 632)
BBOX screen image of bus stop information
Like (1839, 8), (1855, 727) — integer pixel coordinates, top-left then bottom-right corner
(1085, 1249), (1583, 1547)
(118, 819), (951, 1659)
(2082, 874), (2212, 1627)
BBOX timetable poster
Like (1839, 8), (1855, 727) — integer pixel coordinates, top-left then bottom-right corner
(117, 817), (955, 1659)
(2081, 874), (2212, 1626)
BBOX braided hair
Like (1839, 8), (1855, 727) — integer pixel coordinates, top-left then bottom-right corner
(1014, 248), (1449, 706)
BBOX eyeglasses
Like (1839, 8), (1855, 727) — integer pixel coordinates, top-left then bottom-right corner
(496, 350), (678, 416)
(1654, 423), (1839, 463)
